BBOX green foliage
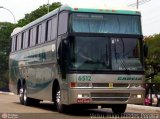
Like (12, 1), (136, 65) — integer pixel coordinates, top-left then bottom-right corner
(0, 22), (15, 90)
(153, 75), (160, 83)
(17, 2), (61, 27)
(0, 2), (61, 90)
(0, 22), (15, 70)
(144, 34), (160, 83)
(145, 34), (160, 66)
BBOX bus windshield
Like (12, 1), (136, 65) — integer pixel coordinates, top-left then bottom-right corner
(68, 37), (143, 71)
(70, 13), (141, 35)
(111, 38), (143, 71)
(69, 36), (110, 71)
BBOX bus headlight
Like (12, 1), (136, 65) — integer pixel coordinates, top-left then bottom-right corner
(131, 94), (142, 99)
(78, 94), (90, 98)
(130, 83), (143, 88)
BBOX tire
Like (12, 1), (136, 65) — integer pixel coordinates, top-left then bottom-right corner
(112, 104), (127, 114)
(55, 86), (67, 113)
(19, 86), (24, 104)
(157, 99), (160, 107)
(19, 84), (39, 106)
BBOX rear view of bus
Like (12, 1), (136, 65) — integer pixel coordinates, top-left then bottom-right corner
(9, 5), (145, 114)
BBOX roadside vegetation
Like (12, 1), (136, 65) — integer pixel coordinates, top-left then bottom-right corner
(0, 2), (61, 91)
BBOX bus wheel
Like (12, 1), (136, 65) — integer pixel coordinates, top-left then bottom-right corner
(19, 86), (24, 104)
(55, 87), (66, 113)
(23, 85), (39, 106)
(157, 99), (160, 107)
(111, 104), (127, 114)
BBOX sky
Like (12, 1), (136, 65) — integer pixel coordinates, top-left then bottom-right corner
(0, 0), (159, 36)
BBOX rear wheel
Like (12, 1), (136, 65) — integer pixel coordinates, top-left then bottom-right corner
(19, 84), (40, 106)
(157, 99), (160, 107)
(112, 104), (127, 114)
(19, 86), (24, 104)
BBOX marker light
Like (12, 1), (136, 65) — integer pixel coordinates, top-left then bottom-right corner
(74, 8), (78, 10)
(70, 82), (76, 88)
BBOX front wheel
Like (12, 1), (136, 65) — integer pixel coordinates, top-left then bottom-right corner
(112, 104), (127, 114)
(55, 87), (68, 113)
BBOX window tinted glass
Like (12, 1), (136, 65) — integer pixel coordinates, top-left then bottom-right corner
(11, 36), (16, 52)
(47, 20), (52, 41)
(38, 24), (42, 44)
(41, 22), (46, 43)
(51, 17), (57, 40)
(32, 27), (37, 46)
(71, 13), (141, 35)
(23, 30), (29, 49)
(17, 34), (22, 50)
(58, 12), (68, 35)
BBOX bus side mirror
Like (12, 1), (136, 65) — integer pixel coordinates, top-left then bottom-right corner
(143, 44), (148, 58)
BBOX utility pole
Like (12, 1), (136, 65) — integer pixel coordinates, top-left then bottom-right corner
(48, 0), (50, 13)
(137, 0), (139, 9)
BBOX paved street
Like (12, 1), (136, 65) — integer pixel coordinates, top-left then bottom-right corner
(0, 92), (160, 119)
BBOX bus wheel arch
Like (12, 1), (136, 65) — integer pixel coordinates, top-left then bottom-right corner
(17, 79), (26, 95)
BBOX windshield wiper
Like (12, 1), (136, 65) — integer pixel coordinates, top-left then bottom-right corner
(113, 38), (130, 73)
(119, 56), (130, 73)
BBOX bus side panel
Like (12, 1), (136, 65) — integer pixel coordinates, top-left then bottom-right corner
(9, 41), (59, 101)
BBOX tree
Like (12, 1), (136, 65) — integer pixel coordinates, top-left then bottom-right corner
(144, 34), (160, 83)
(0, 22), (16, 91)
(0, 2), (61, 91)
(17, 2), (61, 27)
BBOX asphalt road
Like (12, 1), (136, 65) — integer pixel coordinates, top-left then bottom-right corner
(0, 92), (160, 119)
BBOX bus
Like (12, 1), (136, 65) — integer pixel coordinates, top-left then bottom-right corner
(9, 5), (146, 114)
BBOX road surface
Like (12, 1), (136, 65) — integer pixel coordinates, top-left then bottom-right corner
(0, 92), (160, 119)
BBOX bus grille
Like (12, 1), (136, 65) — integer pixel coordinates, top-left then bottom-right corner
(91, 93), (129, 102)
(92, 83), (129, 88)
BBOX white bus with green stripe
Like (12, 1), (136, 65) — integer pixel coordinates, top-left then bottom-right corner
(9, 5), (146, 114)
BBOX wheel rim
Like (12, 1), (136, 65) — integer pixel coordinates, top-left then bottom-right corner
(56, 90), (61, 105)
(23, 87), (27, 102)
(19, 88), (23, 101)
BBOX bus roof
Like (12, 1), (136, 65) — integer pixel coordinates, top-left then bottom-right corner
(11, 4), (140, 36)
(60, 4), (140, 15)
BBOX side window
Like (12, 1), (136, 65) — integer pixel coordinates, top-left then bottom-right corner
(58, 12), (68, 35)
(41, 22), (46, 43)
(23, 30), (29, 49)
(51, 16), (57, 40)
(32, 27), (37, 46)
(36, 25), (39, 44)
(17, 34), (22, 50)
(21, 32), (24, 49)
(11, 36), (16, 52)
(47, 20), (52, 41)
(38, 24), (42, 44)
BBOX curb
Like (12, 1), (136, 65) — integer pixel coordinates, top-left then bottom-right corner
(127, 104), (160, 111)
(0, 91), (14, 95)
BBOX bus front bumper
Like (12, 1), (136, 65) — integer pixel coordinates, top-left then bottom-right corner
(68, 88), (145, 105)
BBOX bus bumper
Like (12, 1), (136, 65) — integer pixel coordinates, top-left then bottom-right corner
(68, 88), (145, 105)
